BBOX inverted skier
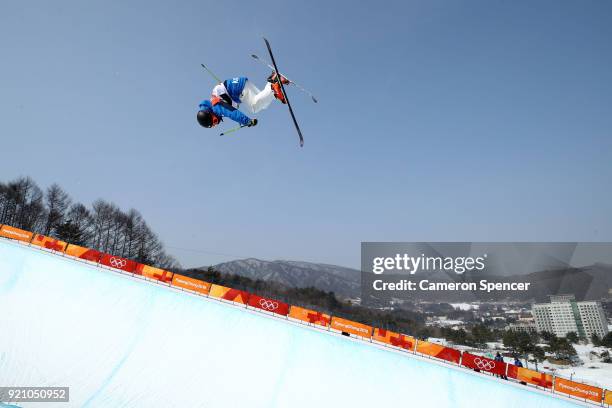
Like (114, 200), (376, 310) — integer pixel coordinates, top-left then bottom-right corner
(196, 73), (290, 129)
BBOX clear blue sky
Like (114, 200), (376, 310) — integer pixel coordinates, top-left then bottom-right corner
(1, 0), (611, 269)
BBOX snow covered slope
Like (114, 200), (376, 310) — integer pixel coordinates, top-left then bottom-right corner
(0, 240), (583, 407)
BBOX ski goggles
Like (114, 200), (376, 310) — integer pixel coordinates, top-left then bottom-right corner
(211, 114), (220, 127)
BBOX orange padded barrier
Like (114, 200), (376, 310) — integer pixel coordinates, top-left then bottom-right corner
(136, 263), (174, 282)
(0, 225), (33, 243)
(372, 328), (416, 351)
(554, 378), (603, 403)
(462, 352), (507, 376)
(330, 317), (372, 338)
(65, 244), (101, 262)
(416, 341), (461, 364)
(99, 253), (137, 273)
(171, 274), (211, 295)
(30, 234), (67, 252)
(288, 306), (330, 327)
(209, 284), (250, 304)
(507, 365), (553, 389)
(604, 390), (612, 405)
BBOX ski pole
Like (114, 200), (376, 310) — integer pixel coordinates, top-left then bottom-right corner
(219, 125), (247, 136)
(201, 63), (222, 83)
(251, 54), (318, 103)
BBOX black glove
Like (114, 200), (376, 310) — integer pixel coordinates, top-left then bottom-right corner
(248, 118), (258, 127)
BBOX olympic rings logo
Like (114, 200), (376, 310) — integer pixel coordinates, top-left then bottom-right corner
(259, 299), (279, 311)
(473, 357), (496, 371)
(109, 257), (127, 268)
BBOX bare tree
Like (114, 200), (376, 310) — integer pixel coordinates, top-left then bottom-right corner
(43, 184), (72, 236)
(120, 209), (143, 259)
(0, 179), (23, 226)
(56, 203), (92, 245)
(1, 177), (179, 269)
(0, 182), (11, 224)
(0, 177), (46, 231)
(90, 200), (116, 251)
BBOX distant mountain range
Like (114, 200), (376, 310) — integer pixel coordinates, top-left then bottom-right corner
(210, 258), (361, 298)
(208, 259), (612, 303)
(486, 263), (612, 302)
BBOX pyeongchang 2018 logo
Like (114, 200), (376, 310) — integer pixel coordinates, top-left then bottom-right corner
(372, 254), (487, 275)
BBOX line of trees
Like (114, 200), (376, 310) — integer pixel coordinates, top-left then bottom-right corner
(441, 325), (506, 349)
(183, 266), (426, 336)
(438, 326), (608, 369)
(503, 330), (579, 369)
(0, 176), (178, 269)
(592, 332), (612, 348)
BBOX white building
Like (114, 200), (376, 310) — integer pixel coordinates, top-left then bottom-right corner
(577, 301), (609, 339)
(532, 294), (609, 339)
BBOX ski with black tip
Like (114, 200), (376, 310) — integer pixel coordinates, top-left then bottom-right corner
(263, 37), (304, 147)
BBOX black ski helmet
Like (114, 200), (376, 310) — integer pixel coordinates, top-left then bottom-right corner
(197, 110), (215, 128)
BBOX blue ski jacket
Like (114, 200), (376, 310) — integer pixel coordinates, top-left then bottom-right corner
(223, 77), (248, 104)
(198, 99), (251, 126)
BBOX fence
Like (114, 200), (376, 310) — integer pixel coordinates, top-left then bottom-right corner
(0, 223), (610, 407)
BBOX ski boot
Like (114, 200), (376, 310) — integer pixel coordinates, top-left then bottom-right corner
(267, 71), (290, 104)
(267, 71), (290, 85)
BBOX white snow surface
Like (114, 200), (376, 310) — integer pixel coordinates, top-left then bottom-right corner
(0, 240), (585, 408)
(541, 344), (612, 390)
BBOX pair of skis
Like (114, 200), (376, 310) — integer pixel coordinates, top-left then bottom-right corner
(203, 38), (313, 147)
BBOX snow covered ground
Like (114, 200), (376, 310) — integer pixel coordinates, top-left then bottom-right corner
(540, 344), (612, 391)
(0, 240), (587, 407)
(426, 318), (465, 327)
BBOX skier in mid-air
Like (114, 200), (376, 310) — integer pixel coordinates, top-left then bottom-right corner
(197, 72), (290, 128)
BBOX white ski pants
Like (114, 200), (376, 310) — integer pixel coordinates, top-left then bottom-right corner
(239, 80), (274, 114)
